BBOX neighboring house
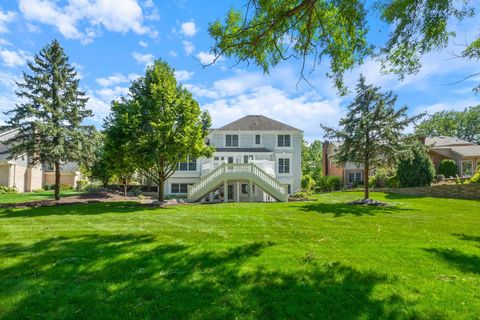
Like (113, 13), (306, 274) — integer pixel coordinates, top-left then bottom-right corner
(0, 128), (81, 192)
(426, 136), (480, 177)
(322, 141), (367, 187)
(166, 115), (303, 202)
(322, 136), (480, 185)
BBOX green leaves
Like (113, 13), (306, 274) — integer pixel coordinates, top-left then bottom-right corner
(415, 105), (480, 144)
(209, 0), (477, 92)
(104, 59), (214, 200)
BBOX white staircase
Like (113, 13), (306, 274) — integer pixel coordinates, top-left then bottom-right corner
(187, 163), (288, 203)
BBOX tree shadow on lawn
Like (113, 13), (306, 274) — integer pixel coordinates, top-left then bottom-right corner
(452, 233), (480, 244)
(424, 248), (480, 275)
(0, 234), (426, 319)
(300, 202), (412, 217)
(0, 202), (164, 219)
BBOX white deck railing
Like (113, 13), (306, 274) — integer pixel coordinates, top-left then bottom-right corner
(187, 163), (287, 202)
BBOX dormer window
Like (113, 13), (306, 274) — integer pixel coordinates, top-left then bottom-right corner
(226, 134), (239, 147)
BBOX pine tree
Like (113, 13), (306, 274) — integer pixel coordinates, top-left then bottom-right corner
(5, 40), (93, 200)
(322, 75), (422, 201)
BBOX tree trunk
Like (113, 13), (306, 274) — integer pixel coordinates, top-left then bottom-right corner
(123, 177), (128, 197)
(364, 163), (369, 200)
(158, 179), (165, 201)
(54, 161), (61, 201)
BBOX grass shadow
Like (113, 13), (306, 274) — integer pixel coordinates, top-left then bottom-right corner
(0, 202), (157, 219)
(300, 202), (412, 217)
(0, 234), (424, 319)
(452, 233), (480, 243)
(424, 248), (480, 275)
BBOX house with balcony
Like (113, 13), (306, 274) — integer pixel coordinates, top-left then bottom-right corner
(165, 115), (303, 202)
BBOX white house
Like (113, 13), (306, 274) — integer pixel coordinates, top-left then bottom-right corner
(165, 115), (303, 202)
(0, 127), (81, 192)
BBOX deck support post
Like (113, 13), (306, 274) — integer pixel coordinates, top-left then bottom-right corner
(249, 180), (253, 202)
(223, 180), (228, 203)
(236, 182), (240, 202)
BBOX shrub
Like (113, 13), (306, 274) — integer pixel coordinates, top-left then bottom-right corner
(301, 175), (316, 194)
(438, 159), (458, 178)
(43, 184), (53, 191)
(60, 183), (73, 191)
(436, 174), (445, 182)
(316, 176), (341, 192)
(369, 168), (397, 188)
(76, 179), (89, 190)
(466, 171), (480, 184)
(386, 175), (399, 188)
(292, 191), (310, 199)
(0, 185), (17, 194)
(397, 148), (435, 187)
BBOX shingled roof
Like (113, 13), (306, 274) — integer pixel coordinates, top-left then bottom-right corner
(217, 115), (302, 132)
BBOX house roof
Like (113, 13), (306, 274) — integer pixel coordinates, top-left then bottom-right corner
(449, 145), (480, 157)
(215, 147), (272, 153)
(426, 136), (474, 147)
(217, 115), (302, 132)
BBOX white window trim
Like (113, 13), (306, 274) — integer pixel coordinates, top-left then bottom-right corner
(253, 134), (262, 146)
(276, 134), (292, 149)
(277, 156), (292, 176)
(225, 134), (239, 148)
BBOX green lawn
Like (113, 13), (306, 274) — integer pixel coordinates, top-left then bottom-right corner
(0, 190), (82, 204)
(0, 192), (479, 319)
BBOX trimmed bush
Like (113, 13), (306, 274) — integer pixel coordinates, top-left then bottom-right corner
(0, 185), (17, 194)
(317, 176), (341, 192)
(397, 149), (435, 187)
(301, 175), (316, 194)
(438, 159), (458, 178)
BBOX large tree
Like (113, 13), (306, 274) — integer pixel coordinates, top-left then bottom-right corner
(208, 0), (478, 93)
(5, 40), (93, 200)
(113, 60), (213, 201)
(322, 75), (422, 200)
(415, 105), (480, 144)
(102, 101), (137, 197)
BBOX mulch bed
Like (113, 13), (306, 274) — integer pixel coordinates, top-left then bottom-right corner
(348, 199), (388, 206)
(0, 191), (190, 209)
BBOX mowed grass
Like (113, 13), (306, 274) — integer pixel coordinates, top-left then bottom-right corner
(0, 192), (479, 319)
(0, 190), (82, 203)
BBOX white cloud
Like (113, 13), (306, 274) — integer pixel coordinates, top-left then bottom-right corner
(26, 23), (42, 33)
(182, 40), (194, 55)
(412, 97), (480, 115)
(196, 51), (217, 65)
(132, 51), (154, 66)
(0, 39), (11, 46)
(0, 9), (15, 33)
(174, 70), (193, 81)
(0, 49), (31, 67)
(169, 50), (178, 58)
(139, 40), (148, 48)
(96, 73), (139, 87)
(180, 21), (198, 37)
(19, 0), (155, 44)
(96, 86), (130, 102)
(202, 85), (343, 141)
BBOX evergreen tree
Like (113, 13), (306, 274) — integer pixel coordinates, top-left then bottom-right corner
(5, 40), (93, 200)
(109, 60), (214, 201)
(322, 75), (422, 201)
(397, 147), (436, 187)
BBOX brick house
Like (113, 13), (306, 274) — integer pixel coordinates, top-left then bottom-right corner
(322, 136), (480, 185)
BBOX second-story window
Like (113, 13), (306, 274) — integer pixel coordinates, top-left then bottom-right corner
(226, 134), (239, 147)
(255, 134), (261, 145)
(277, 134), (291, 147)
(177, 158), (196, 171)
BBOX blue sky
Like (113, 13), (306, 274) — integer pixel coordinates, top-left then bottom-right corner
(0, 0), (479, 141)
